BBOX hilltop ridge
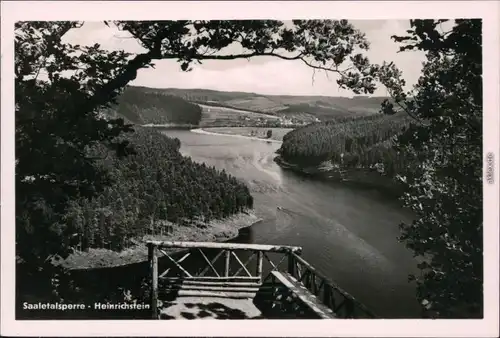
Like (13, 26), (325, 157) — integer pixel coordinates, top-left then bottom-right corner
(112, 86), (389, 125)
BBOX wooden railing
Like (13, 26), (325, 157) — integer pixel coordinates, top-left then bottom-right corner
(146, 241), (302, 318)
(146, 240), (376, 319)
(285, 252), (377, 318)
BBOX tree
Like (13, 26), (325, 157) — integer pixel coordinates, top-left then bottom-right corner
(380, 19), (483, 318)
(15, 22), (136, 273)
(16, 19), (385, 266)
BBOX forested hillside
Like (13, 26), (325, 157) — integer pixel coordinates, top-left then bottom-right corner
(58, 127), (253, 253)
(155, 87), (389, 120)
(277, 113), (411, 177)
(108, 86), (203, 125)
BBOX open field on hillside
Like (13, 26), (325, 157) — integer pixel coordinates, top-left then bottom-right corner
(198, 104), (281, 127)
(199, 104), (279, 119)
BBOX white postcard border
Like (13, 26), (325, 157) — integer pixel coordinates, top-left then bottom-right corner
(1, 1), (498, 336)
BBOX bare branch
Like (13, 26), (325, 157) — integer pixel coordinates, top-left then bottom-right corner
(34, 56), (47, 81)
(300, 58), (338, 73)
(112, 34), (136, 40)
(324, 69), (331, 81)
(158, 51), (304, 62)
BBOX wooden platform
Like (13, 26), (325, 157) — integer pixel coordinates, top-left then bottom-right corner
(146, 240), (377, 319)
(159, 296), (265, 320)
(157, 278), (266, 319)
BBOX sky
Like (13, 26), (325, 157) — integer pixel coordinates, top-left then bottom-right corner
(63, 20), (427, 97)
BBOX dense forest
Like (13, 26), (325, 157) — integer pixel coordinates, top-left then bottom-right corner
(277, 113), (412, 177)
(109, 86), (203, 125)
(60, 127), (253, 252)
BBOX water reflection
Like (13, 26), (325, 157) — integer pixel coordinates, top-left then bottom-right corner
(162, 129), (421, 318)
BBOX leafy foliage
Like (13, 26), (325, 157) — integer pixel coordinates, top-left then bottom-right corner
(113, 20), (368, 77)
(15, 22), (136, 266)
(381, 20), (483, 318)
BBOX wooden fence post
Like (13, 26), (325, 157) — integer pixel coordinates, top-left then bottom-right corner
(323, 285), (332, 309)
(345, 300), (355, 318)
(224, 250), (231, 277)
(287, 253), (295, 278)
(256, 251), (263, 284)
(148, 243), (158, 319)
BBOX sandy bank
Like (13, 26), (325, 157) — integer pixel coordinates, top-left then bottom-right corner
(191, 127), (285, 144)
(142, 123), (197, 129)
(60, 211), (262, 270)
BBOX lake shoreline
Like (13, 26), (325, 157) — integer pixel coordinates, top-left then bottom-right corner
(191, 127), (287, 143)
(142, 123), (197, 129)
(191, 127), (293, 144)
(59, 211), (263, 271)
(274, 155), (405, 198)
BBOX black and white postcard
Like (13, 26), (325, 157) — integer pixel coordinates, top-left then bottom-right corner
(1, 1), (499, 337)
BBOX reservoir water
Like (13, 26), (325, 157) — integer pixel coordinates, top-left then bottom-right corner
(162, 129), (421, 318)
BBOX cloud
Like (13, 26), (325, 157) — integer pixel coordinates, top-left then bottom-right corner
(62, 20), (426, 97)
(63, 21), (146, 53)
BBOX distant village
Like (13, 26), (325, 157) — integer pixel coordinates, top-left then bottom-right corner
(237, 114), (318, 127)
